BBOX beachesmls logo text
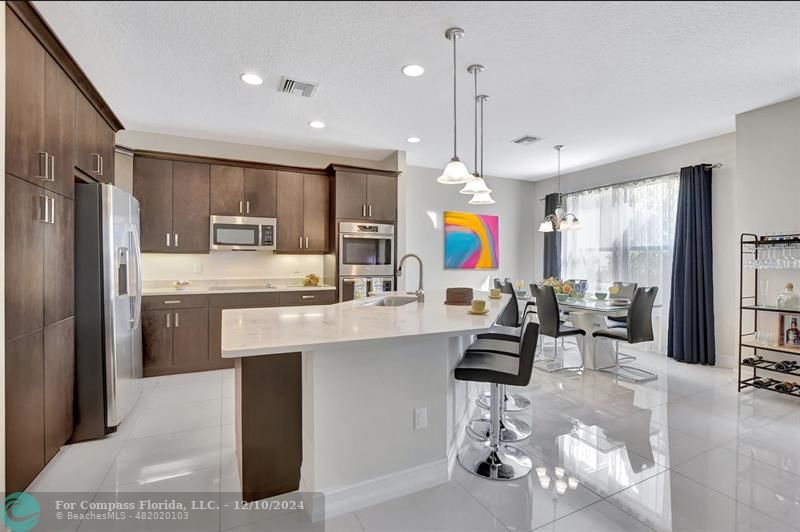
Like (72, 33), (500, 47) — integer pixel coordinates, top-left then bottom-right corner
(4, 492), (40, 532)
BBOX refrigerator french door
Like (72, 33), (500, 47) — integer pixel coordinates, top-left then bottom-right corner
(73, 183), (143, 441)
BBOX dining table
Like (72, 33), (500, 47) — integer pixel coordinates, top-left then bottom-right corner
(520, 294), (659, 372)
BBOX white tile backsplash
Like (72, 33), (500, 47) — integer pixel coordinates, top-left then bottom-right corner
(141, 252), (324, 281)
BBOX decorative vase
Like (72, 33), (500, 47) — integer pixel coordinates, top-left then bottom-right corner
(777, 282), (800, 310)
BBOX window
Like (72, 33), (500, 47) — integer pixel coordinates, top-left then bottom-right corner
(560, 175), (679, 351)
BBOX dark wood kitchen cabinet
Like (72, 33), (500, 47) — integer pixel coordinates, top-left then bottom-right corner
(171, 307), (210, 368)
(328, 166), (398, 223)
(6, 9), (76, 197)
(134, 157), (211, 253)
(210, 165), (245, 215)
(75, 91), (115, 184)
(5, 1), (124, 493)
(133, 156), (173, 252)
(142, 309), (173, 372)
(44, 318), (75, 462)
(276, 171), (329, 252)
(142, 297), (210, 376)
(172, 161), (210, 252)
(210, 165), (277, 217)
(5, 330), (45, 493)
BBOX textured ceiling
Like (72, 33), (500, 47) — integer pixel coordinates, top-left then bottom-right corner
(33, 1), (800, 180)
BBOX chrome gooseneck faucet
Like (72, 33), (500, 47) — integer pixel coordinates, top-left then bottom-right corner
(397, 254), (424, 302)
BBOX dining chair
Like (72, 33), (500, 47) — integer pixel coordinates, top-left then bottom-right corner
(593, 287), (659, 382)
(608, 281), (639, 362)
(531, 285), (585, 372)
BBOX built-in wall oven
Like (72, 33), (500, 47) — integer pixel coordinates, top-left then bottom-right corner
(339, 277), (395, 302)
(210, 215), (276, 251)
(338, 222), (394, 276)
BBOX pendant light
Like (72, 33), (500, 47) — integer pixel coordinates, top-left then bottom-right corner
(538, 145), (581, 232)
(460, 64), (492, 196)
(468, 94), (495, 205)
(437, 28), (472, 184)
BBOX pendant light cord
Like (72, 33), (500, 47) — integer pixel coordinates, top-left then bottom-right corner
(452, 35), (458, 158)
(473, 69), (478, 173)
(480, 96), (485, 178)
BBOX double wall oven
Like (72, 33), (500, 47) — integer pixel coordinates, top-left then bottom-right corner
(338, 222), (395, 301)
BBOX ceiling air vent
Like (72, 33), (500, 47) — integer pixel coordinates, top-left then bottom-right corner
(279, 77), (319, 98)
(512, 135), (543, 145)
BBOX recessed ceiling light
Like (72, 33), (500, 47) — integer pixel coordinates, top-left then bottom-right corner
(240, 72), (263, 86)
(406, 137), (421, 143)
(308, 121), (326, 129)
(401, 65), (425, 77)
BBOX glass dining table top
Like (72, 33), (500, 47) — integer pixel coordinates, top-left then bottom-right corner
(520, 294), (661, 314)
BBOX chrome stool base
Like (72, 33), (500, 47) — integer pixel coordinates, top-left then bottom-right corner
(476, 391), (530, 412)
(458, 440), (532, 481)
(468, 415), (531, 442)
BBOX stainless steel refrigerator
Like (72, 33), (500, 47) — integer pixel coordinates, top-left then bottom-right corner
(73, 183), (143, 441)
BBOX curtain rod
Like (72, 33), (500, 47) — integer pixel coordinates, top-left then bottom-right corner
(538, 162), (722, 201)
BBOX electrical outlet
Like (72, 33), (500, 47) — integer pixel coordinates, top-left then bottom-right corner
(414, 407), (428, 430)
(193, 263), (202, 273)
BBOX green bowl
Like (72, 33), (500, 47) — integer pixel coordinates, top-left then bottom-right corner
(556, 293), (570, 303)
(595, 292), (608, 300)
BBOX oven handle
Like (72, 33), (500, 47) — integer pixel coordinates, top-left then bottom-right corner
(340, 233), (395, 239)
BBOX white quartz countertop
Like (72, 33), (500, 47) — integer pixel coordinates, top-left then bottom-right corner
(142, 284), (336, 296)
(221, 291), (510, 358)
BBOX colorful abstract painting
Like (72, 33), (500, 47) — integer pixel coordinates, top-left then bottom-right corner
(444, 211), (499, 269)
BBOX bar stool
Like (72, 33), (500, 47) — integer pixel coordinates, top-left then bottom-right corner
(455, 322), (539, 480)
(471, 282), (535, 413)
(532, 285), (585, 372)
(593, 287), (659, 383)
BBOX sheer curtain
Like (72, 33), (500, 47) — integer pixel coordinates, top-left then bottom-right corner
(560, 175), (679, 352)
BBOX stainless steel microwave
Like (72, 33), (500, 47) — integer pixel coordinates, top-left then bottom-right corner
(210, 215), (276, 252)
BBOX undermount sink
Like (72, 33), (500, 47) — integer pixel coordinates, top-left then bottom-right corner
(363, 295), (419, 307)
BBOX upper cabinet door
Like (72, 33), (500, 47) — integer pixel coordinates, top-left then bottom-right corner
(6, 8), (45, 185)
(303, 173), (329, 252)
(44, 193), (74, 326)
(74, 92), (98, 177)
(335, 171), (367, 219)
(366, 174), (397, 222)
(244, 168), (277, 217)
(96, 117), (115, 184)
(210, 165), (245, 215)
(172, 162), (210, 253)
(5, 175), (45, 340)
(43, 55), (75, 198)
(276, 171), (304, 252)
(133, 157), (173, 252)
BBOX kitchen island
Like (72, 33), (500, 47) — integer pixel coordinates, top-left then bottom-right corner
(221, 291), (510, 519)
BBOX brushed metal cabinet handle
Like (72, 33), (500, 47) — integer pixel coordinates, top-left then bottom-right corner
(175, 233), (179, 247)
(246, 200), (250, 214)
(239, 200), (243, 214)
(166, 313), (171, 328)
(305, 236), (309, 249)
(48, 197), (55, 224)
(92, 154), (101, 174)
(299, 236), (303, 249)
(362, 204), (366, 217)
(99, 155), (103, 176)
(166, 233), (171, 247)
(301, 295), (315, 300)
(37, 152), (50, 181)
(174, 312), (180, 328)
(48, 154), (56, 183)
(35, 195), (48, 222)
(163, 300), (181, 304)
(369, 205), (373, 217)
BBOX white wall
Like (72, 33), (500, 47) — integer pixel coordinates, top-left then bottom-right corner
(530, 134), (738, 365)
(397, 165), (537, 292)
(141, 253), (323, 281)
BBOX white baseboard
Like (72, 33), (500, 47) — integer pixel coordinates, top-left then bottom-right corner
(309, 388), (481, 522)
(309, 459), (450, 522)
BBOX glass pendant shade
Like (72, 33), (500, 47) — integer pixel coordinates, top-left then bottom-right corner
(468, 191), (495, 205)
(538, 220), (554, 233)
(459, 176), (492, 194)
(437, 158), (472, 184)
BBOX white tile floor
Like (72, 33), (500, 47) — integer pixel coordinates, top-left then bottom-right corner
(28, 348), (800, 531)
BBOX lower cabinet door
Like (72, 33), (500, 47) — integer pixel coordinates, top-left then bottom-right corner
(5, 330), (45, 493)
(172, 308), (209, 367)
(142, 309), (173, 374)
(44, 318), (74, 461)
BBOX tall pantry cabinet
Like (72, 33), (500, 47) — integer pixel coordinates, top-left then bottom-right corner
(4, 2), (123, 492)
